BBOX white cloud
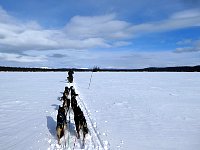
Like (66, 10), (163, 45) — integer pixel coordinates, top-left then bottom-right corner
(60, 50), (200, 69)
(0, 7), (200, 54)
(130, 9), (200, 35)
(0, 52), (47, 62)
(175, 39), (200, 53)
(64, 14), (131, 39)
(171, 9), (200, 19)
(112, 41), (131, 47)
(176, 39), (193, 45)
(0, 9), (131, 52)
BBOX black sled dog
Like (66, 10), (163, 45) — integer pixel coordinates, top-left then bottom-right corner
(64, 86), (70, 98)
(67, 70), (74, 83)
(73, 106), (89, 142)
(56, 106), (66, 144)
(71, 95), (77, 111)
(63, 97), (70, 113)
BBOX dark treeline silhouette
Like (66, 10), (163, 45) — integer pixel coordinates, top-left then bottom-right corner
(0, 66), (89, 72)
(0, 65), (200, 72)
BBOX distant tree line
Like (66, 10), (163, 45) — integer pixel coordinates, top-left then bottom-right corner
(0, 65), (200, 72)
(0, 66), (89, 72)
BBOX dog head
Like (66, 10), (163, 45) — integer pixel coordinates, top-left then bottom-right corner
(58, 105), (65, 114)
(70, 86), (74, 90)
(65, 86), (69, 91)
(64, 87), (69, 94)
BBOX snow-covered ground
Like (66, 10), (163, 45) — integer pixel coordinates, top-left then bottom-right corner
(0, 72), (200, 150)
(0, 72), (66, 150)
(74, 72), (200, 150)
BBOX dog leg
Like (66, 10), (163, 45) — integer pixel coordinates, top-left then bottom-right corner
(57, 129), (61, 145)
(76, 124), (80, 139)
(58, 138), (61, 145)
(57, 127), (64, 145)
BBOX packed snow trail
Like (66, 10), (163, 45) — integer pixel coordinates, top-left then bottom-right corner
(47, 108), (95, 150)
(47, 81), (105, 150)
(76, 94), (105, 149)
(75, 87), (106, 150)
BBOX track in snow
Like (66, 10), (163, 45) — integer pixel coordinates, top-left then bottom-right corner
(76, 92), (105, 150)
(47, 81), (106, 150)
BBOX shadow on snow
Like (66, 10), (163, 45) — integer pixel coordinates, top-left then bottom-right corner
(46, 115), (77, 138)
(66, 120), (76, 137)
(46, 116), (57, 138)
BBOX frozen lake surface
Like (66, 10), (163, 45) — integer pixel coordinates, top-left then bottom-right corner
(0, 72), (200, 150)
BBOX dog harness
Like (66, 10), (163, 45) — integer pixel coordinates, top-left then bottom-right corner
(57, 113), (65, 127)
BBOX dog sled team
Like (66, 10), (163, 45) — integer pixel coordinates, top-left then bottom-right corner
(56, 70), (89, 147)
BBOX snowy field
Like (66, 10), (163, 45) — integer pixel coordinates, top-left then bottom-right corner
(0, 72), (200, 150)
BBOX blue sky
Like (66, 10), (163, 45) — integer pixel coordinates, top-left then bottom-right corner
(0, 0), (200, 69)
